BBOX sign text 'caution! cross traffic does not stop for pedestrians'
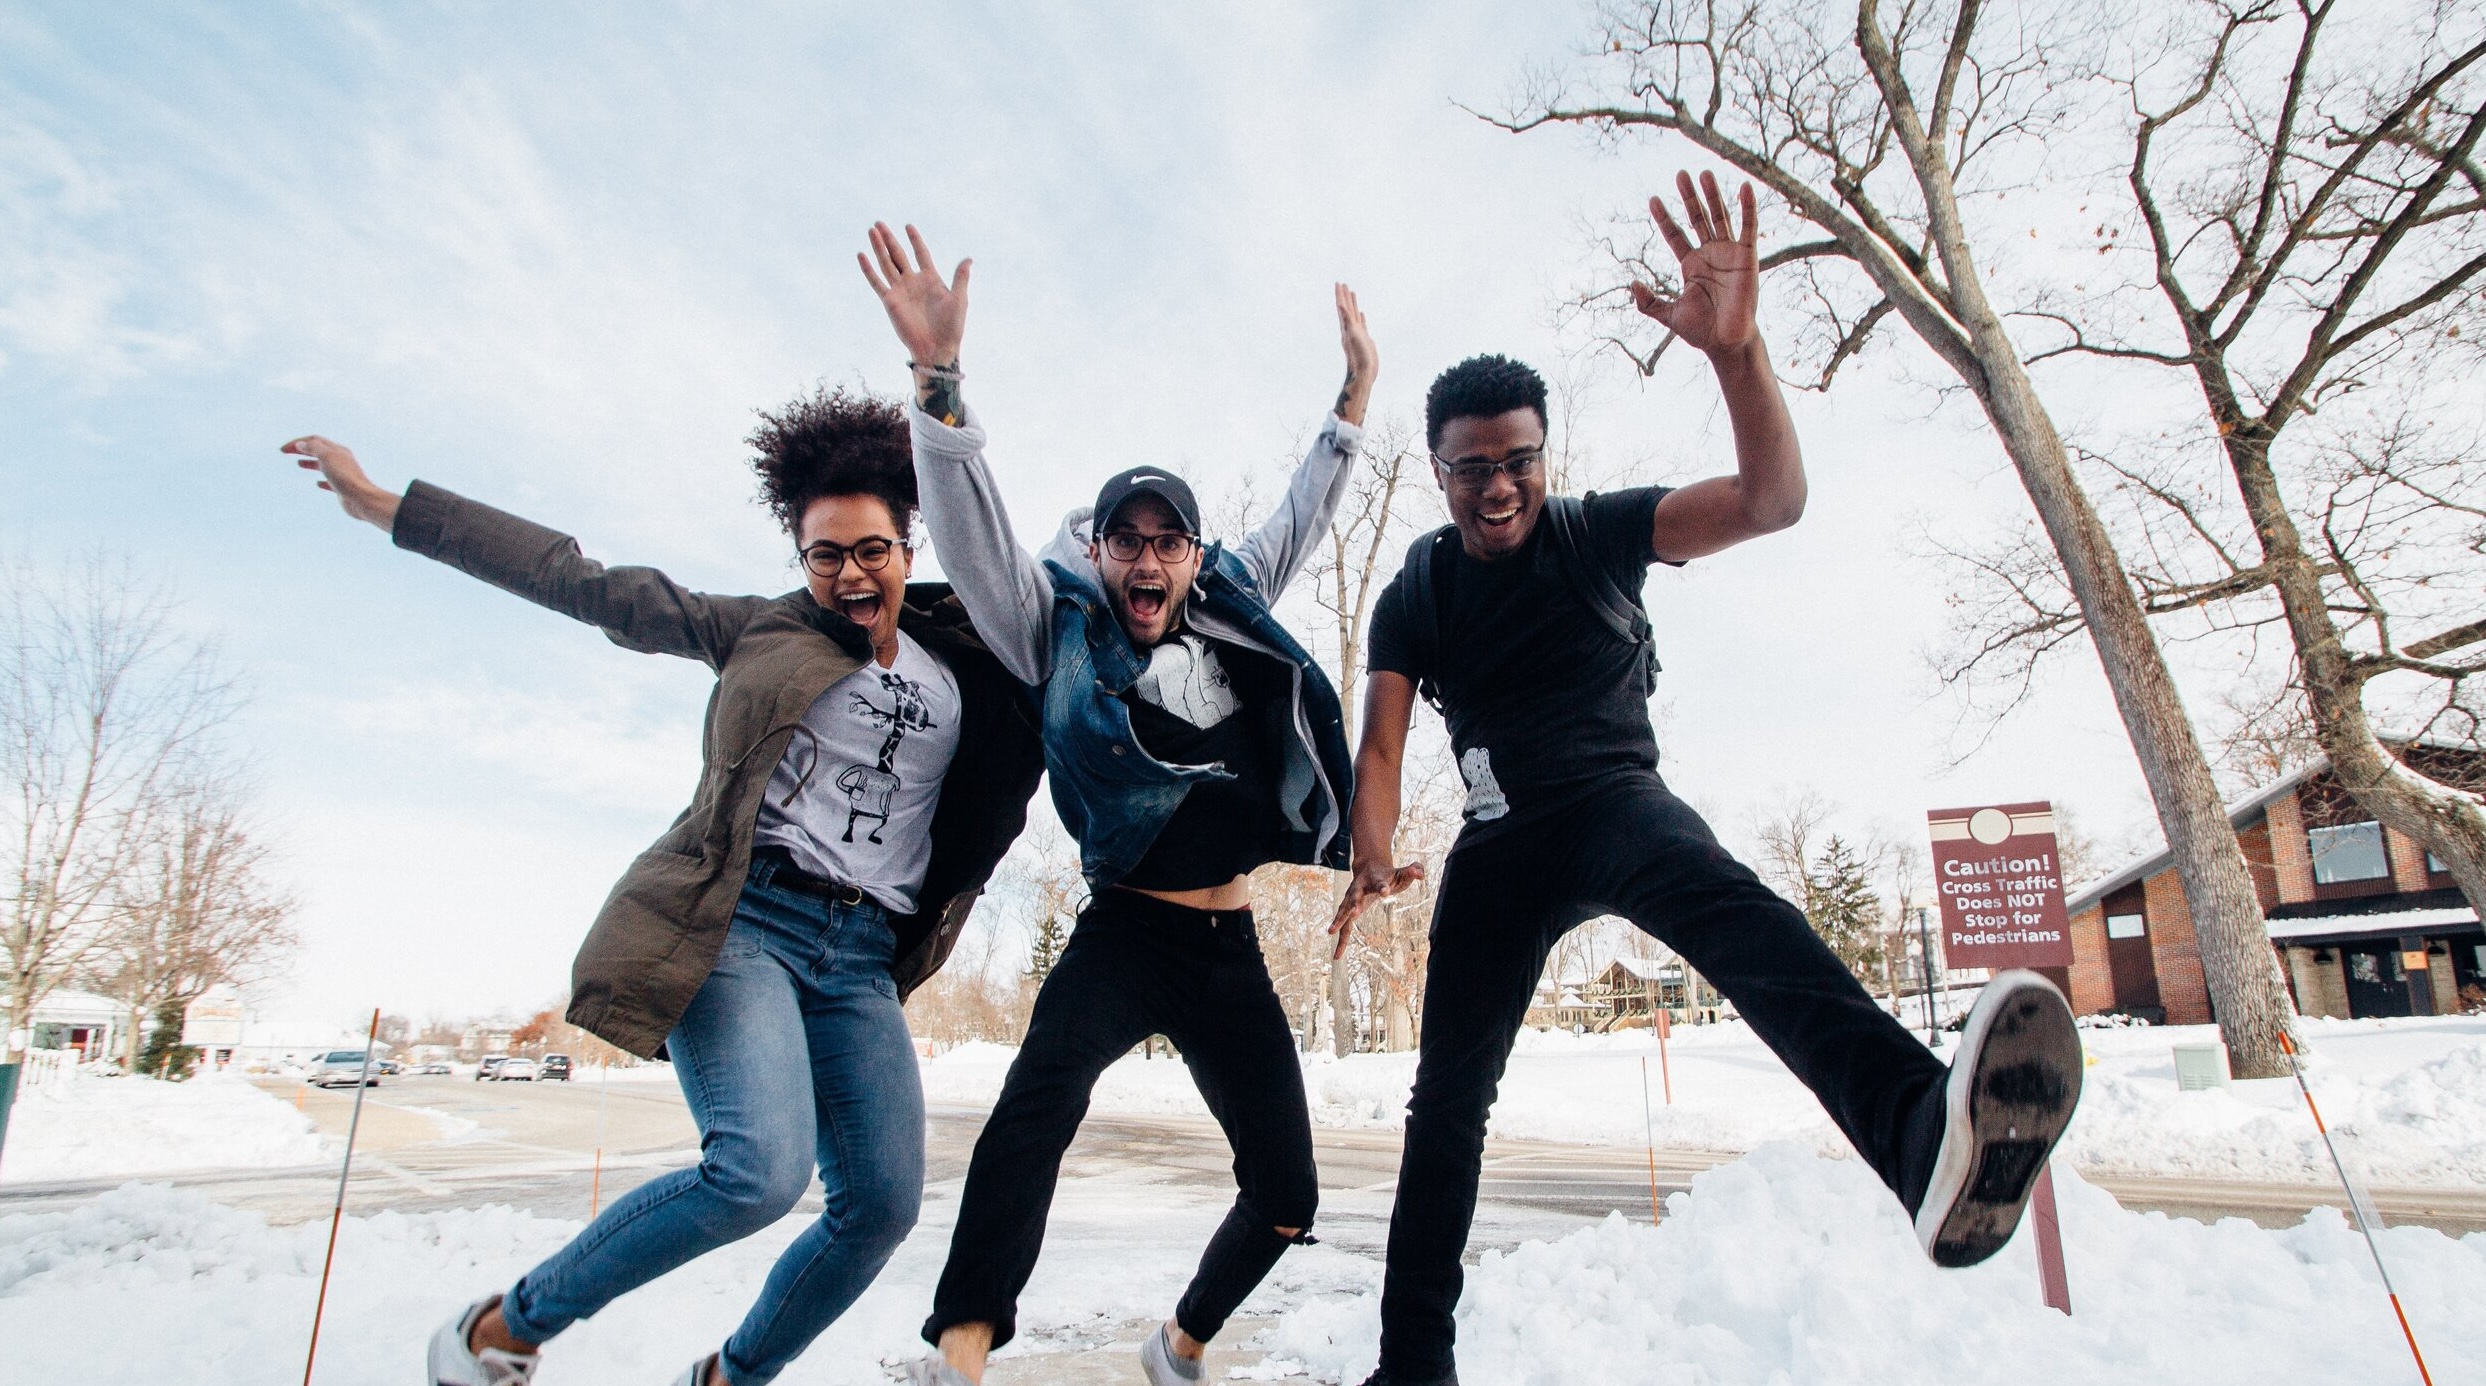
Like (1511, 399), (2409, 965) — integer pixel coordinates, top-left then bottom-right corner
(1926, 801), (2072, 970)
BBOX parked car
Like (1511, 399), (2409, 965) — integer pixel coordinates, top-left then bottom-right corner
(417, 1061), (454, 1075)
(494, 1057), (539, 1081)
(475, 1055), (509, 1081)
(538, 1054), (572, 1081)
(307, 1050), (381, 1089)
(376, 1058), (405, 1076)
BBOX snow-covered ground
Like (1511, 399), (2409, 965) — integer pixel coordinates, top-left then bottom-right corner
(925, 1014), (2486, 1186)
(0, 1073), (332, 1185)
(1256, 1145), (2486, 1385)
(7, 1144), (2477, 1385)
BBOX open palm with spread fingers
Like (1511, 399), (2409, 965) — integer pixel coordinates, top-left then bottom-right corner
(858, 222), (970, 366)
(1630, 170), (1760, 356)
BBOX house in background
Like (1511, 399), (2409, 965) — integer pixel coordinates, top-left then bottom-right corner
(2062, 745), (2485, 1023)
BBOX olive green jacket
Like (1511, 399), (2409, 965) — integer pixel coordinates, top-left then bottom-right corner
(393, 480), (1045, 1058)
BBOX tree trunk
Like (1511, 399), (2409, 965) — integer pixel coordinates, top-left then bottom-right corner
(2223, 429), (2486, 918)
(1964, 357), (2297, 1074)
(1849, 7), (2300, 1076)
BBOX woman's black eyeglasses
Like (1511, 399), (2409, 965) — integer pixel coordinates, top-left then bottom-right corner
(1099, 530), (1200, 563)
(800, 537), (904, 578)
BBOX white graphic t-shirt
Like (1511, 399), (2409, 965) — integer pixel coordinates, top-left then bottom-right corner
(1133, 634), (1242, 730)
(753, 631), (963, 913)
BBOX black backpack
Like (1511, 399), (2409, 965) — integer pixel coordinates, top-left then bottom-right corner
(1400, 493), (1660, 712)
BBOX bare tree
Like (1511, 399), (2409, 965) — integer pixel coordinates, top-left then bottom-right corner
(89, 772), (298, 1068)
(1301, 416), (1441, 1055)
(2058, 2), (2486, 915)
(1499, 0), (2301, 1073)
(3, 556), (232, 1059)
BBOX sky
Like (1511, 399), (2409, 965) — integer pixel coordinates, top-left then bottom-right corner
(1, 0), (2210, 1026)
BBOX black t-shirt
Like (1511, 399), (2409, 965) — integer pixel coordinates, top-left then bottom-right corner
(1118, 633), (1292, 891)
(1367, 486), (1672, 842)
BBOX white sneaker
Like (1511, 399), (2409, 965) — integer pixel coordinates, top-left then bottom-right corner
(673, 1352), (719, 1386)
(427, 1295), (540, 1386)
(1914, 970), (2083, 1268)
(900, 1354), (976, 1385)
(1140, 1323), (1205, 1385)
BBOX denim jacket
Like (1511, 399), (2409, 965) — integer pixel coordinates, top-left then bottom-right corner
(911, 404), (1360, 887)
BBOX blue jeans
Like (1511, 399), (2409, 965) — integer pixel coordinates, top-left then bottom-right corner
(499, 856), (926, 1386)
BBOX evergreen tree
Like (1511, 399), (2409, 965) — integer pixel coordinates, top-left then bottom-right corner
(1806, 835), (1886, 987)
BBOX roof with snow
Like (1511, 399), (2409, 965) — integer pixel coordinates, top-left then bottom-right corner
(2063, 738), (2481, 919)
(2264, 904), (2479, 942)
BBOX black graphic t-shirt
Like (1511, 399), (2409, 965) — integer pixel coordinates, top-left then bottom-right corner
(1117, 632), (1291, 891)
(1366, 486), (1672, 844)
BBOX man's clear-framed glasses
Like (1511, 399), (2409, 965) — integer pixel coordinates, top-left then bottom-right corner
(799, 536), (905, 578)
(1100, 530), (1201, 564)
(1432, 448), (1544, 491)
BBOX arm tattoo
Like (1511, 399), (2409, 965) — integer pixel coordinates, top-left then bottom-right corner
(916, 362), (965, 427)
(1333, 370), (1356, 419)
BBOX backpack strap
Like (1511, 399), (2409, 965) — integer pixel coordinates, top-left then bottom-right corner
(1543, 494), (1662, 686)
(1400, 525), (1456, 713)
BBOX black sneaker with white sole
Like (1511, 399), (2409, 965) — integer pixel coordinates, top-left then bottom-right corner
(1913, 969), (2082, 1269)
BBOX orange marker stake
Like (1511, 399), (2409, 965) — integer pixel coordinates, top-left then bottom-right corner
(2279, 1029), (2431, 1385)
(302, 1009), (381, 1386)
(1655, 1007), (1673, 1104)
(1639, 1056), (1662, 1224)
(589, 1060), (611, 1218)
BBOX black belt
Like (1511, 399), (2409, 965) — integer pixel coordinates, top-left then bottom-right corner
(752, 846), (867, 906)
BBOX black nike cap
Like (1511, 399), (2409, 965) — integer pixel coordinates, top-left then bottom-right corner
(1093, 466), (1202, 536)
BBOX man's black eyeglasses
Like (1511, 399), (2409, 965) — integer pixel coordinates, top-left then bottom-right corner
(1100, 530), (1200, 564)
(1432, 448), (1544, 491)
(800, 537), (904, 577)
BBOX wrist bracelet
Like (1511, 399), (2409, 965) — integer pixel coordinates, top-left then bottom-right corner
(908, 360), (964, 380)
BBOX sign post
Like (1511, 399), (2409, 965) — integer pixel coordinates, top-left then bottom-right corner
(1927, 800), (2075, 1316)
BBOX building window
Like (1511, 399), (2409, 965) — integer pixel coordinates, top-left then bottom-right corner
(2105, 912), (2147, 939)
(2427, 850), (2446, 874)
(2309, 822), (2390, 884)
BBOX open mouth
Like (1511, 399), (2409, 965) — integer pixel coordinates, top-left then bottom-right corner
(1477, 504), (1522, 532)
(835, 590), (884, 627)
(1125, 580), (1168, 624)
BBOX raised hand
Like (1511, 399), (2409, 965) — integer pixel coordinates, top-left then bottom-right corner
(1630, 170), (1760, 357)
(280, 435), (400, 532)
(1327, 855), (1424, 959)
(858, 222), (970, 368)
(1333, 282), (1377, 426)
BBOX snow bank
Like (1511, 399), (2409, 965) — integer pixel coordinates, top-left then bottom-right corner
(1259, 1143), (2486, 1385)
(926, 1016), (2486, 1185)
(0, 1073), (331, 1184)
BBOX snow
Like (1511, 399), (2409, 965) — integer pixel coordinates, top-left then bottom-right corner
(1255, 1144), (2486, 1385)
(0, 1073), (331, 1185)
(927, 1015), (2486, 1186)
(8, 1147), (2479, 1385)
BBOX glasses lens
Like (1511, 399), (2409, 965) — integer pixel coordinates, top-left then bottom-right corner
(851, 539), (894, 570)
(802, 544), (842, 575)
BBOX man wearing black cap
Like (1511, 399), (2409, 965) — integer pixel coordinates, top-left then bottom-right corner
(859, 223), (1374, 1386)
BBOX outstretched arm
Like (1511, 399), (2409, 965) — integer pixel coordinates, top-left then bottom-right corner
(1632, 172), (1806, 564)
(1328, 671), (1426, 958)
(279, 435), (763, 667)
(859, 222), (1054, 684)
(1234, 284), (1376, 597)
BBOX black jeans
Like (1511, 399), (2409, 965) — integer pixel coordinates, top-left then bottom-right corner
(924, 889), (1319, 1350)
(1376, 774), (1949, 1380)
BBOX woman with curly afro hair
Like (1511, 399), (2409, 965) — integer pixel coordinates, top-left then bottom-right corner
(281, 383), (1042, 1386)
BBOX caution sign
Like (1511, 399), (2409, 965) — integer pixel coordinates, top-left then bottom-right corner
(1927, 801), (2072, 969)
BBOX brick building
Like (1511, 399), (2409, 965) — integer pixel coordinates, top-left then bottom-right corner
(2060, 746), (2484, 1023)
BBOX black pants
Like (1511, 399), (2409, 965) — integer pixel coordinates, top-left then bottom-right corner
(1376, 773), (1949, 1380)
(924, 889), (1319, 1350)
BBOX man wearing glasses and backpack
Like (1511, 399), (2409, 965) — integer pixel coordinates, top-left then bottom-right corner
(1330, 173), (2083, 1386)
(857, 223), (1375, 1386)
